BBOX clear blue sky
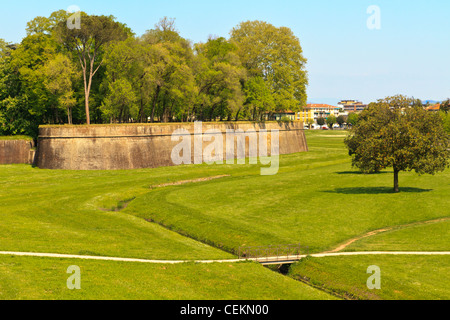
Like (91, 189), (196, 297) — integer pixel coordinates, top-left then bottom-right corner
(1, 0), (449, 104)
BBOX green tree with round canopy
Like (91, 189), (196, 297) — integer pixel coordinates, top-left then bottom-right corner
(326, 115), (336, 129)
(336, 115), (346, 128)
(345, 95), (450, 193)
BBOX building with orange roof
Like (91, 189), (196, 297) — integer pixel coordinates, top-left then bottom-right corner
(426, 104), (440, 112)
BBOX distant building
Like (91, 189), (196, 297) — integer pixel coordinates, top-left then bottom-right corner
(266, 111), (296, 121)
(426, 104), (440, 112)
(338, 100), (367, 113)
(297, 104), (341, 124)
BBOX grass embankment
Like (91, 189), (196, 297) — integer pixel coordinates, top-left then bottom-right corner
(0, 164), (246, 260)
(125, 130), (450, 254)
(289, 255), (450, 300)
(344, 219), (450, 252)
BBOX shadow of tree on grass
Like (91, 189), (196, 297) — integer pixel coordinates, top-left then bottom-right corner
(335, 171), (390, 175)
(323, 187), (433, 195)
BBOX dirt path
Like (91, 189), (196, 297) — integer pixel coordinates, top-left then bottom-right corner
(325, 217), (450, 253)
(1, 251), (450, 265)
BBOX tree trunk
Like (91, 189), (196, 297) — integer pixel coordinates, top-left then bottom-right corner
(393, 168), (400, 193)
(235, 108), (241, 122)
(151, 85), (160, 123)
(67, 107), (72, 125)
(82, 63), (91, 125)
(139, 94), (145, 123)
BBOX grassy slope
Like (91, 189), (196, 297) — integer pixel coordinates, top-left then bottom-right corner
(1, 129), (448, 300)
(125, 130), (450, 254)
(0, 164), (244, 260)
(0, 132), (338, 300)
(345, 220), (450, 252)
(0, 256), (335, 300)
(289, 255), (450, 300)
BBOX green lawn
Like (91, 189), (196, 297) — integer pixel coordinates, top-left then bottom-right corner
(125, 130), (450, 254)
(345, 220), (450, 252)
(1, 129), (448, 300)
(0, 256), (335, 300)
(0, 164), (242, 260)
(289, 255), (450, 300)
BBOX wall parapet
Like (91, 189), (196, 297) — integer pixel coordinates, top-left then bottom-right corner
(36, 122), (308, 170)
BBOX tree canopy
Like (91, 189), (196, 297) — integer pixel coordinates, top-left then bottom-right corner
(0, 12), (310, 137)
(344, 95), (450, 193)
(230, 21), (308, 112)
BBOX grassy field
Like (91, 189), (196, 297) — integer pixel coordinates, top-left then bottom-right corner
(0, 256), (334, 300)
(289, 255), (450, 300)
(345, 219), (450, 252)
(125, 130), (450, 254)
(1, 129), (449, 300)
(287, 215), (450, 300)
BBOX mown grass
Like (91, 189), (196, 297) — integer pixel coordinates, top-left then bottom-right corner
(125, 130), (450, 254)
(0, 135), (33, 141)
(286, 152), (450, 301)
(344, 219), (450, 252)
(0, 256), (335, 300)
(0, 130), (349, 258)
(1, 129), (448, 300)
(289, 255), (450, 300)
(0, 163), (246, 260)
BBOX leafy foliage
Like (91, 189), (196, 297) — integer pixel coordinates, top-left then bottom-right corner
(326, 115), (336, 129)
(345, 95), (450, 192)
(0, 12), (311, 134)
(230, 21), (308, 112)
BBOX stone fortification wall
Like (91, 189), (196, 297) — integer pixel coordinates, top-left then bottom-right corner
(0, 139), (35, 165)
(36, 122), (308, 170)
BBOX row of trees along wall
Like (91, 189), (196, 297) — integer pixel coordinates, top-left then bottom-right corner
(0, 11), (308, 139)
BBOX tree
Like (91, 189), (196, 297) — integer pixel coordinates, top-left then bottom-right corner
(138, 18), (198, 123)
(100, 78), (137, 123)
(243, 76), (275, 121)
(26, 10), (69, 36)
(306, 118), (315, 129)
(317, 117), (325, 126)
(441, 99), (450, 113)
(55, 14), (129, 124)
(0, 38), (11, 60)
(42, 54), (79, 124)
(336, 115), (346, 128)
(345, 95), (450, 193)
(347, 112), (359, 127)
(440, 111), (450, 134)
(194, 37), (246, 122)
(230, 21), (308, 112)
(326, 115), (336, 129)
(1, 32), (60, 136)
